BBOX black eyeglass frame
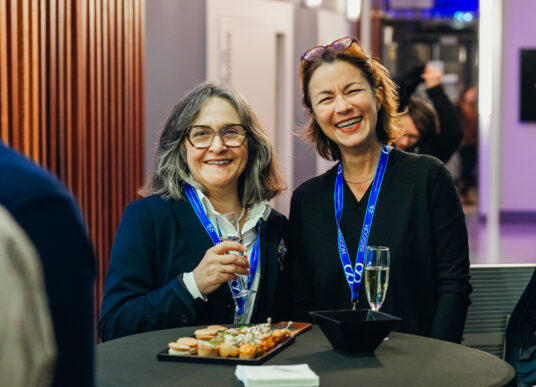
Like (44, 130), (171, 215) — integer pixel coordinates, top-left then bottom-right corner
(300, 36), (359, 62)
(185, 124), (249, 149)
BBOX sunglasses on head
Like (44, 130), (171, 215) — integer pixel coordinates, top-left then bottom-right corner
(300, 36), (358, 62)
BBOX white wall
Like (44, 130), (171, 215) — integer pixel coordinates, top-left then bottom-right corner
(145, 0), (206, 180)
(501, 0), (536, 214)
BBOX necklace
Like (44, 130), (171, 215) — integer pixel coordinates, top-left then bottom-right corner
(344, 174), (375, 184)
(237, 207), (250, 223)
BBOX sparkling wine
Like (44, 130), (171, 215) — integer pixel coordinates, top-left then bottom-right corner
(364, 266), (389, 311)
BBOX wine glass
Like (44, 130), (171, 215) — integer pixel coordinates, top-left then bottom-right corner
(215, 212), (255, 298)
(364, 246), (390, 312)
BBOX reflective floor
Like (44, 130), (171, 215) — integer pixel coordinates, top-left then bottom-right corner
(465, 213), (536, 265)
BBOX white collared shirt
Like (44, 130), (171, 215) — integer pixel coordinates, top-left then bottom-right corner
(183, 187), (271, 324)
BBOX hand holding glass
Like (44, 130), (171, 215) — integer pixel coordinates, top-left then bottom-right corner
(364, 246), (390, 312)
(215, 212), (254, 299)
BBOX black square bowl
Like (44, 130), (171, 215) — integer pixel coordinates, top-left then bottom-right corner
(309, 309), (401, 354)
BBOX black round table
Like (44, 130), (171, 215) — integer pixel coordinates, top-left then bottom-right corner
(96, 325), (515, 387)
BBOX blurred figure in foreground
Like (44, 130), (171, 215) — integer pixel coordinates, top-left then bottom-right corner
(505, 268), (536, 387)
(394, 64), (463, 163)
(0, 205), (56, 387)
(0, 142), (95, 387)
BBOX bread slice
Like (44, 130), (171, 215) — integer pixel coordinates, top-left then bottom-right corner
(219, 343), (239, 358)
(194, 328), (217, 341)
(197, 340), (219, 357)
(168, 342), (192, 356)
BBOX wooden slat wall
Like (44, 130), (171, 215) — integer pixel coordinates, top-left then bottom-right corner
(0, 0), (145, 325)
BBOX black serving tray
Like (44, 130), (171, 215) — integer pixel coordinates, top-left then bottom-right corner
(157, 335), (294, 365)
(156, 322), (311, 365)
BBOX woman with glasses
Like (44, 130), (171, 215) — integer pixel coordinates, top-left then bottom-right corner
(289, 37), (471, 343)
(98, 83), (288, 341)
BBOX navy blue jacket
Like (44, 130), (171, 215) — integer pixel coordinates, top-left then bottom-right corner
(98, 195), (290, 342)
(0, 142), (95, 387)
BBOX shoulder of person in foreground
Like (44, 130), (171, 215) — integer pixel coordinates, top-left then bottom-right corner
(0, 143), (95, 387)
(0, 205), (56, 387)
(0, 142), (72, 208)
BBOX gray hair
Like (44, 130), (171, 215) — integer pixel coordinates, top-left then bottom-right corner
(141, 83), (286, 207)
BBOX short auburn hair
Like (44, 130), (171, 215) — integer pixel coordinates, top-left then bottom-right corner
(299, 38), (403, 161)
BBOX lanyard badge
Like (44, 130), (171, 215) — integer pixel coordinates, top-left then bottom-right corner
(334, 145), (390, 307)
(184, 184), (261, 315)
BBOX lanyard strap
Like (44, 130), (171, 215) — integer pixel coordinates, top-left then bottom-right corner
(334, 145), (390, 304)
(184, 184), (261, 315)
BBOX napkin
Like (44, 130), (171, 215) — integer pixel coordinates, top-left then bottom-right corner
(235, 364), (319, 387)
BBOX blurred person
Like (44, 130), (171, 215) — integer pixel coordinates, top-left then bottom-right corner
(394, 64), (463, 163)
(456, 85), (478, 202)
(0, 205), (56, 387)
(98, 83), (289, 341)
(289, 37), (471, 343)
(0, 142), (95, 387)
(505, 268), (536, 387)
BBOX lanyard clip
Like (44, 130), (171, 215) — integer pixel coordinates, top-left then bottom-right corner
(352, 297), (358, 310)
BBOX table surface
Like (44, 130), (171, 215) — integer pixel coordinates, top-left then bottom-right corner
(96, 325), (515, 387)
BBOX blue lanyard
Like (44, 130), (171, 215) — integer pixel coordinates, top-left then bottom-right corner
(184, 184), (261, 315)
(334, 145), (390, 307)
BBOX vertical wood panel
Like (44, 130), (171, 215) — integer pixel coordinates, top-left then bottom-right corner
(10, 0), (19, 147)
(1, 0), (145, 330)
(109, 0), (118, 232)
(0, 0), (9, 142)
(21, 0), (30, 155)
(95, 0), (103, 266)
(39, 0), (47, 166)
(116, 0), (123, 228)
(65, 0), (73, 189)
(88, 0), (97, 242)
(30, 0), (39, 160)
(57, 0), (66, 181)
(138, 0), (145, 185)
(48, 0), (57, 171)
(76, 0), (87, 210)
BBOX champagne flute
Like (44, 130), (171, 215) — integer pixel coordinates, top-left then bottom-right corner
(364, 246), (390, 312)
(215, 212), (255, 298)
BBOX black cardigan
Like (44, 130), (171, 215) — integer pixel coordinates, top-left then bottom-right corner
(288, 148), (472, 343)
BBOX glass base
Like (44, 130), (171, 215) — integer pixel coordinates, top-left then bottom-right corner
(231, 289), (256, 299)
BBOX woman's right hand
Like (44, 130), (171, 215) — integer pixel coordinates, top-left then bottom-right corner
(192, 241), (250, 295)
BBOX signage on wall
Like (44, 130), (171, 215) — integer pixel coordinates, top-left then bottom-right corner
(520, 49), (536, 122)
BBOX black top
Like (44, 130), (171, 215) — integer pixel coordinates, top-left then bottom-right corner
(98, 195), (290, 341)
(288, 148), (472, 343)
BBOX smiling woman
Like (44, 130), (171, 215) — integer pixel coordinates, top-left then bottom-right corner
(289, 37), (472, 344)
(98, 83), (289, 341)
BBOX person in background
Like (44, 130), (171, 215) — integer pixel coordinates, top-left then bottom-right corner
(98, 83), (289, 342)
(394, 64), (463, 163)
(456, 85), (478, 203)
(0, 141), (95, 387)
(289, 36), (471, 343)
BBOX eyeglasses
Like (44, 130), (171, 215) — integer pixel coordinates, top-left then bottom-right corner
(186, 124), (248, 149)
(300, 37), (358, 62)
